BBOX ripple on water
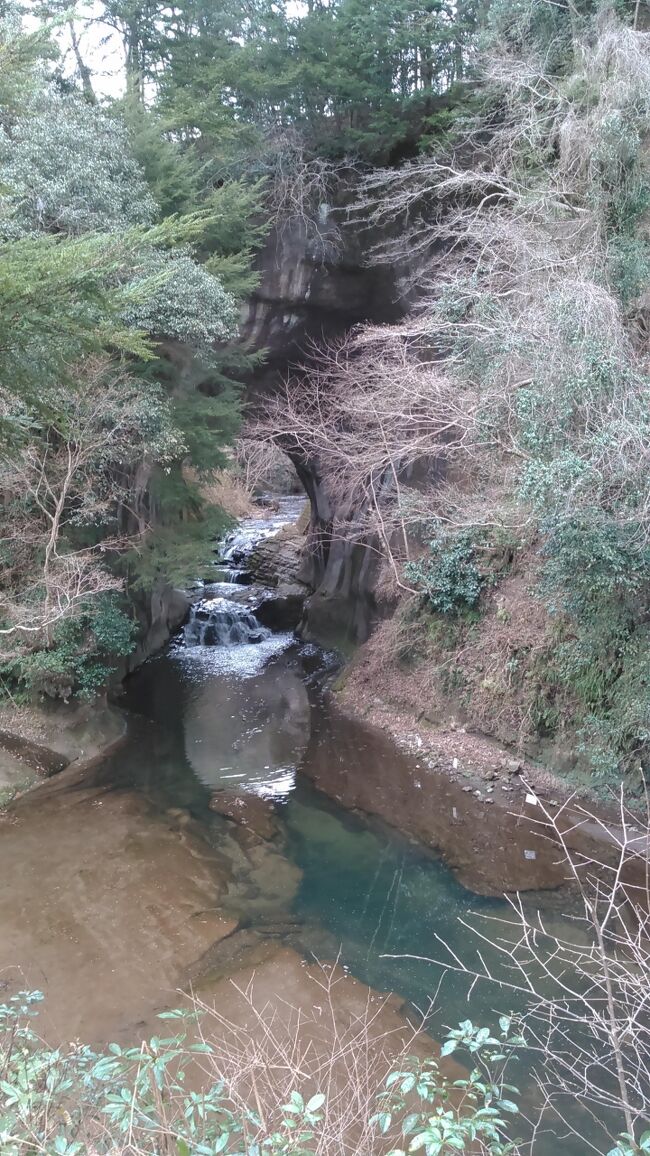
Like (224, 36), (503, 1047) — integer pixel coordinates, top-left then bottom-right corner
(168, 632), (295, 681)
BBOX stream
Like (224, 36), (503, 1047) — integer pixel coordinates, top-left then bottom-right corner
(0, 498), (601, 1153)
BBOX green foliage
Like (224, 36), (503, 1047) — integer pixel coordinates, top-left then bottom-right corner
(126, 471), (233, 591)
(536, 516), (650, 783)
(372, 1018), (523, 1156)
(171, 383), (242, 474)
(1, 596), (136, 701)
(406, 530), (486, 616)
(0, 992), (522, 1156)
(0, 90), (156, 237)
(0, 6), (56, 123)
(0, 229), (153, 431)
(608, 233), (650, 306)
(120, 100), (201, 217)
(121, 247), (238, 349)
(130, 0), (478, 166)
(0, 11), (261, 697)
(201, 179), (269, 300)
(541, 516), (650, 612)
(609, 1132), (650, 1156)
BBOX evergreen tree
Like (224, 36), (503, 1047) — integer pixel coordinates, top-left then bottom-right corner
(0, 9), (261, 698)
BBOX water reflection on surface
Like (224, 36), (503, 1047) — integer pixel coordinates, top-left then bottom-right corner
(117, 640), (603, 1156)
(120, 644), (553, 1022)
(0, 627), (599, 1154)
(0, 487), (614, 1154)
(182, 645), (310, 799)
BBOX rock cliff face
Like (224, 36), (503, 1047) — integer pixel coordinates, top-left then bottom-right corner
(242, 211), (402, 645)
(241, 213), (398, 382)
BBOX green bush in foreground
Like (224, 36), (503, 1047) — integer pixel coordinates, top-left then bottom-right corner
(0, 991), (525, 1156)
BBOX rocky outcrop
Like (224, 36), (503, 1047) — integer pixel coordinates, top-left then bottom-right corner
(247, 530), (306, 588)
(241, 213), (400, 384)
(0, 699), (127, 806)
(254, 584), (308, 631)
(246, 520), (312, 631)
(297, 488), (381, 647)
(125, 582), (190, 673)
(242, 209), (404, 646)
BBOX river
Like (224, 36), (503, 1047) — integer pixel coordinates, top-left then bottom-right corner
(0, 498), (605, 1153)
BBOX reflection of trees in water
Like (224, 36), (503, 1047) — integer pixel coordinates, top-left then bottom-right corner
(183, 656), (311, 797)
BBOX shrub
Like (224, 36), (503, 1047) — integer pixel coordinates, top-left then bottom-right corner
(121, 248), (239, 350)
(0, 990), (523, 1156)
(0, 92), (156, 237)
(1, 596), (136, 701)
(405, 531), (486, 616)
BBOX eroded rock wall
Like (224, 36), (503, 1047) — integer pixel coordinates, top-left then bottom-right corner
(243, 210), (403, 645)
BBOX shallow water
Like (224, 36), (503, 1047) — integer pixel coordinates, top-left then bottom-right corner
(119, 640), (513, 1017)
(0, 501), (607, 1153)
(108, 641), (603, 1154)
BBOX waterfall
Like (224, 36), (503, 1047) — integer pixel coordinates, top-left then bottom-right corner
(184, 598), (270, 648)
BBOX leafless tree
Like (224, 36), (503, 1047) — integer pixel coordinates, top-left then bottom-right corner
(262, 127), (348, 256)
(253, 13), (650, 579)
(0, 357), (175, 658)
(392, 789), (650, 1154)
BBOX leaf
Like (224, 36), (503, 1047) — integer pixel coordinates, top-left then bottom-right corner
(402, 1113), (421, 1134)
(176, 1142), (191, 1156)
(497, 1100), (519, 1114)
(408, 1134), (430, 1152)
(440, 1041), (457, 1056)
(306, 1093), (325, 1113)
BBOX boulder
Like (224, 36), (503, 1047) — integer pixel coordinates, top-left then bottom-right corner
(254, 582), (307, 631)
(247, 533), (307, 588)
(209, 791), (281, 841)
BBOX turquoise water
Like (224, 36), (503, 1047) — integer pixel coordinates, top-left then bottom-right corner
(105, 637), (605, 1155)
(115, 640), (514, 1023)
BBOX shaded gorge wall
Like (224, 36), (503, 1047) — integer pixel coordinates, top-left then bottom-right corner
(242, 203), (406, 645)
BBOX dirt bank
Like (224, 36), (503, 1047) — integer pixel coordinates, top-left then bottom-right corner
(297, 687), (644, 899)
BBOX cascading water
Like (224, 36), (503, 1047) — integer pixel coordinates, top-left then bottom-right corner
(184, 598), (270, 647)
(184, 495), (306, 649)
(220, 495), (305, 566)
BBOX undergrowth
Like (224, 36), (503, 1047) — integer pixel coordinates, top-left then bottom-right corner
(0, 991), (524, 1156)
